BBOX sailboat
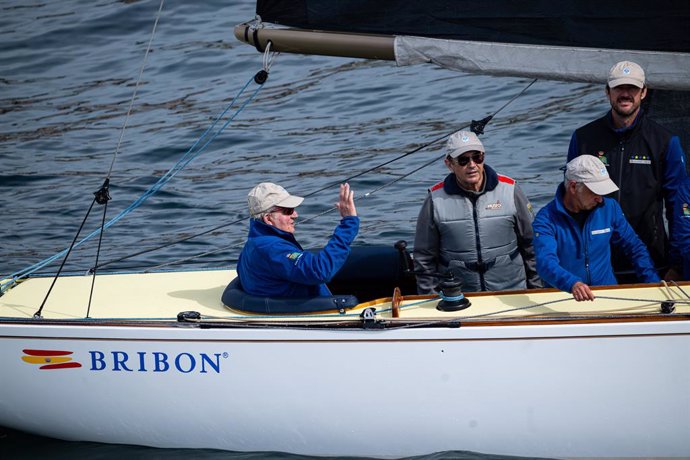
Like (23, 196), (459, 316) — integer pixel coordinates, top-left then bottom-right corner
(1, 0), (690, 458)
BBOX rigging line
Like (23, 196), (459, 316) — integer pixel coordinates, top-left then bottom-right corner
(301, 153), (445, 223)
(670, 281), (690, 300)
(491, 78), (538, 118)
(280, 78), (539, 203)
(144, 242), (237, 272)
(89, 216), (247, 272)
(392, 295), (623, 329)
(108, 0), (165, 178)
(88, 49), (281, 272)
(33, 196), (98, 318)
(2, 75), (264, 290)
(301, 134), (451, 200)
(295, 78), (539, 201)
(595, 295), (690, 305)
(81, 76), (537, 272)
(86, 196), (109, 318)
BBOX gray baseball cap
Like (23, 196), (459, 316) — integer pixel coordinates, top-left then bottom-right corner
(446, 130), (484, 158)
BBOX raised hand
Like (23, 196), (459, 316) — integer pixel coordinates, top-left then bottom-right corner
(335, 183), (357, 217)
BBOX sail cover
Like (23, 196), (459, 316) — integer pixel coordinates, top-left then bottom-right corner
(394, 37), (690, 90)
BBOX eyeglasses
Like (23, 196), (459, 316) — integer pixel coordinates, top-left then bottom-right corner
(271, 206), (295, 216)
(454, 152), (484, 167)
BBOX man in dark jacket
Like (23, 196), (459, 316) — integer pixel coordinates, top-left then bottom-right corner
(237, 182), (359, 297)
(534, 156), (659, 301)
(567, 60), (687, 281)
(413, 130), (541, 294)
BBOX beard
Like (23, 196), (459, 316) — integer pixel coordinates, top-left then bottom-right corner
(612, 97), (639, 118)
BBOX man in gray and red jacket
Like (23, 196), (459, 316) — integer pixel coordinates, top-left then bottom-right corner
(413, 130), (541, 294)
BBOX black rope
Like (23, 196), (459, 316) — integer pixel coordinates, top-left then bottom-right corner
(34, 178), (113, 319)
(34, 197), (98, 318)
(86, 179), (111, 318)
(252, 28), (264, 53)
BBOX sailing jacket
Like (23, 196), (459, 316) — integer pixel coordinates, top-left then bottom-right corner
(413, 165), (541, 294)
(567, 109), (687, 273)
(533, 184), (660, 293)
(237, 216), (359, 297)
(674, 177), (690, 279)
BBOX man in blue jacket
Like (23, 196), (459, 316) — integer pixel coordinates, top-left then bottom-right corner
(533, 155), (660, 301)
(567, 60), (687, 281)
(237, 182), (359, 297)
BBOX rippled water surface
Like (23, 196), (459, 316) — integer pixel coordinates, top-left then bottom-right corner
(0, 0), (609, 457)
(0, 0), (609, 278)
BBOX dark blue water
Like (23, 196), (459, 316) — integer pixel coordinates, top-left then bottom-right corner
(0, 427), (552, 460)
(0, 0), (604, 457)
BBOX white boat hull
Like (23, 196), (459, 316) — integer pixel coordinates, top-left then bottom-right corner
(2, 318), (689, 458)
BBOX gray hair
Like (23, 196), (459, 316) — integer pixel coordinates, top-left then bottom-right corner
(563, 178), (587, 191)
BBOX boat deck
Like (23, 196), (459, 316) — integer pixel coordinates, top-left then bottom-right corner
(1, 269), (689, 322)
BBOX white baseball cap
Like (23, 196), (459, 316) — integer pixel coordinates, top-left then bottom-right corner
(248, 182), (304, 218)
(565, 156), (619, 196)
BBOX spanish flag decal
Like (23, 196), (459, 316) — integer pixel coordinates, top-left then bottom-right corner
(22, 349), (82, 370)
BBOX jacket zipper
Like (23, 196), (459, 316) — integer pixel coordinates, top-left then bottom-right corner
(616, 140), (625, 202)
(583, 216), (591, 285)
(472, 199), (486, 291)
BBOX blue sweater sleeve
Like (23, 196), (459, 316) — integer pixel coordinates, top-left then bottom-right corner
(273, 216), (360, 286)
(609, 201), (660, 283)
(533, 206), (581, 293)
(674, 178), (690, 279)
(663, 136), (688, 267)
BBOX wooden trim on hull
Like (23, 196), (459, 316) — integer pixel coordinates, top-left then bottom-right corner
(234, 24), (395, 60)
(2, 311), (689, 329)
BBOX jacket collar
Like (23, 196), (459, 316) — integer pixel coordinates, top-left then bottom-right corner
(248, 218), (300, 246)
(554, 182), (604, 216)
(606, 108), (644, 136)
(443, 164), (498, 197)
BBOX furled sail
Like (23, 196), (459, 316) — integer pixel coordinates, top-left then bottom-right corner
(237, 0), (690, 90)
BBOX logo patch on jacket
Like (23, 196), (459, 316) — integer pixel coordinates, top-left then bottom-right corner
(597, 151), (608, 165)
(485, 200), (502, 210)
(683, 203), (690, 217)
(591, 227), (611, 235)
(629, 154), (651, 165)
(597, 150), (609, 166)
(286, 252), (303, 264)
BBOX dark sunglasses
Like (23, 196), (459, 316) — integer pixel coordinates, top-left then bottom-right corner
(271, 206), (295, 216)
(454, 152), (484, 167)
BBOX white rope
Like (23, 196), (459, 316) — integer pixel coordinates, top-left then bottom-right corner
(108, 0), (165, 177)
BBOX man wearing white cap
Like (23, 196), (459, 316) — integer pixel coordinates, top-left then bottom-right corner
(533, 156), (659, 301)
(413, 130), (541, 294)
(567, 60), (687, 282)
(237, 182), (358, 297)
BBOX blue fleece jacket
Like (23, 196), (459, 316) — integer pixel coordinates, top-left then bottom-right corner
(533, 184), (659, 293)
(237, 216), (359, 297)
